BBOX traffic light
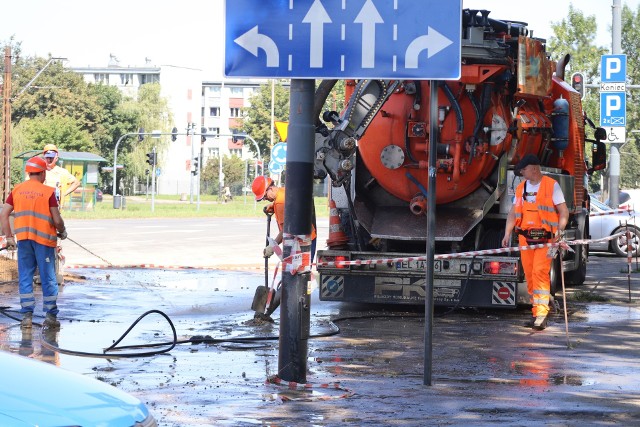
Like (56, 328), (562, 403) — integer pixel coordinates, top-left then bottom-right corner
(171, 127), (178, 142)
(247, 162), (255, 177)
(192, 156), (199, 175)
(201, 127), (207, 143)
(138, 127), (145, 142)
(146, 152), (156, 166)
(571, 72), (585, 99)
(145, 169), (150, 176)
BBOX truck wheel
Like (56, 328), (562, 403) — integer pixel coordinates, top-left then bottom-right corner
(564, 244), (587, 286)
(549, 255), (562, 296)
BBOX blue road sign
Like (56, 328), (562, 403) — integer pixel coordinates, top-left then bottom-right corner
(269, 160), (284, 175)
(156, 167), (161, 176)
(600, 92), (626, 127)
(225, 0), (462, 79)
(601, 55), (627, 82)
(271, 142), (287, 164)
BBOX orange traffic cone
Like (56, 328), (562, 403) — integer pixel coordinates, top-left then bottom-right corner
(327, 199), (350, 249)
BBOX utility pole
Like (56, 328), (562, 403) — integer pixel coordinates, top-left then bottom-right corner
(2, 47), (11, 202)
(188, 122), (196, 204)
(609, 0), (622, 208)
(151, 146), (156, 213)
(278, 79), (314, 383)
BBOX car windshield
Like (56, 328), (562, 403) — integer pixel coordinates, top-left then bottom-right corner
(590, 196), (612, 211)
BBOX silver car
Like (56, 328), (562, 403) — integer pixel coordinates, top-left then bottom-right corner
(589, 195), (639, 257)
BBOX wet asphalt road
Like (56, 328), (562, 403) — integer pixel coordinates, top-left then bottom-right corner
(1, 218), (640, 426)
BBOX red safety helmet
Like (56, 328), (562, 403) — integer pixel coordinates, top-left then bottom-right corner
(252, 176), (274, 201)
(25, 156), (47, 173)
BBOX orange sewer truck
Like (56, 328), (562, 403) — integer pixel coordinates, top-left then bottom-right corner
(312, 9), (607, 308)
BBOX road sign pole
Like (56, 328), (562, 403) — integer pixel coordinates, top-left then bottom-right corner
(278, 79), (315, 384)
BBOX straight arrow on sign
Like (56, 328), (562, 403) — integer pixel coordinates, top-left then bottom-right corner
(355, 0), (384, 69)
(303, 0), (332, 68)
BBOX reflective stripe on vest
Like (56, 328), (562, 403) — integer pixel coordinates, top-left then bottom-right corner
(12, 180), (57, 247)
(513, 176), (559, 234)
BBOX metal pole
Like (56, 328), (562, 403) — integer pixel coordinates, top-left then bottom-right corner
(609, 0), (622, 208)
(219, 145), (224, 202)
(423, 80), (438, 386)
(2, 47), (12, 202)
(197, 143), (202, 210)
(189, 123), (196, 204)
(277, 78), (314, 383)
(151, 146), (156, 212)
(112, 133), (134, 209)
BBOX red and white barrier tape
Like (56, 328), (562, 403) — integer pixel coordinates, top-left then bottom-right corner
(65, 263), (261, 271)
(266, 375), (354, 401)
(313, 232), (627, 269)
(589, 207), (635, 217)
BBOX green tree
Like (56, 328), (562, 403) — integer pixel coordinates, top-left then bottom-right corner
(622, 4), (640, 189)
(201, 155), (246, 196)
(241, 81), (290, 162)
(548, 5), (607, 126)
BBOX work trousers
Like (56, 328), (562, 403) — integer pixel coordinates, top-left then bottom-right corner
(17, 240), (59, 316)
(518, 236), (551, 317)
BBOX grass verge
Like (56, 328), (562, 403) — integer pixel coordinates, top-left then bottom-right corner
(62, 195), (329, 220)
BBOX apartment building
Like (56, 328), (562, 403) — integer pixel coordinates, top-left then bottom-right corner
(72, 59), (267, 195)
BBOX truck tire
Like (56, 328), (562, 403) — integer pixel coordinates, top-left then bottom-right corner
(565, 243), (587, 286)
(549, 255), (562, 296)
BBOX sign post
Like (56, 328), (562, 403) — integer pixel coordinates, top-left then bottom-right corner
(600, 54), (627, 207)
(226, 0), (462, 386)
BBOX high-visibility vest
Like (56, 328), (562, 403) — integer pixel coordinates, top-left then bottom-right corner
(514, 175), (560, 234)
(12, 180), (57, 247)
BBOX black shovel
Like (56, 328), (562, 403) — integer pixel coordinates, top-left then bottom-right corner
(251, 210), (273, 314)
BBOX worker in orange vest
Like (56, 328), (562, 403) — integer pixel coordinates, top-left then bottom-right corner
(501, 154), (569, 330)
(251, 176), (317, 261)
(0, 157), (68, 330)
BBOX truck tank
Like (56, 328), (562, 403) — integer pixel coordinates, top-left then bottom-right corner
(313, 9), (589, 249)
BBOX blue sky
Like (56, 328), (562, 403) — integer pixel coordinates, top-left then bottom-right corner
(1, 1), (636, 78)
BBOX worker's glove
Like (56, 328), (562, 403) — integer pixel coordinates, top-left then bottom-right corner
(263, 245), (275, 258)
(57, 229), (68, 240)
(263, 204), (274, 215)
(5, 237), (16, 251)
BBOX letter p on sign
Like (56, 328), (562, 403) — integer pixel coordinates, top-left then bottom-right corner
(605, 57), (621, 80)
(601, 54), (626, 82)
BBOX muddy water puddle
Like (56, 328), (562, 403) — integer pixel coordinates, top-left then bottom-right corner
(2, 268), (640, 425)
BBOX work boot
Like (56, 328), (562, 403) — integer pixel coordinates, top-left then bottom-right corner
(523, 317), (535, 328)
(20, 312), (33, 329)
(42, 313), (60, 330)
(533, 315), (548, 331)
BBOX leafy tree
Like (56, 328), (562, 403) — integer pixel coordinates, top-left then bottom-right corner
(241, 81), (290, 162)
(201, 155), (246, 196)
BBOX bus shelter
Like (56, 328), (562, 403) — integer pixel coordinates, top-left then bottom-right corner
(16, 150), (108, 211)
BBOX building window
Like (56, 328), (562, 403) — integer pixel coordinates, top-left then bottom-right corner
(120, 73), (133, 85)
(230, 107), (241, 117)
(208, 147), (220, 157)
(94, 73), (109, 84)
(139, 74), (159, 85)
(210, 107), (220, 117)
(208, 127), (220, 136)
(209, 86), (221, 95)
(230, 87), (243, 96)
(230, 149), (242, 156)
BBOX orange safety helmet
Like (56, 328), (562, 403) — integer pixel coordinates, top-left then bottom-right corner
(25, 156), (47, 173)
(43, 143), (59, 154)
(252, 176), (274, 201)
